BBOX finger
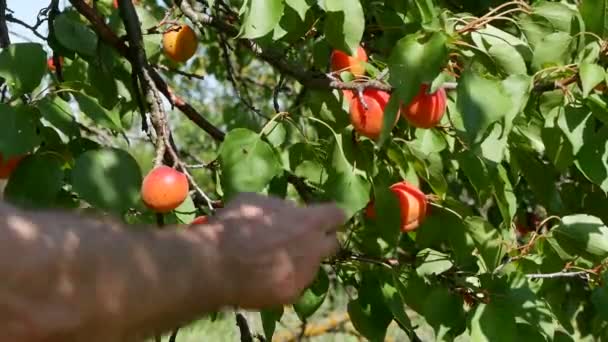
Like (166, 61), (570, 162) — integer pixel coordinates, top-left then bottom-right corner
(317, 231), (340, 259)
(301, 203), (347, 234)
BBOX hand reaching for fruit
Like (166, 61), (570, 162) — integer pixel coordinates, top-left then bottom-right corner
(193, 193), (345, 309)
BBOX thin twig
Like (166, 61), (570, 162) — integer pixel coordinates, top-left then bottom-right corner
(152, 63), (206, 80)
(526, 271), (589, 279)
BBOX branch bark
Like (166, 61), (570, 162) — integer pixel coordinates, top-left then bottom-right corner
(0, 0), (11, 47)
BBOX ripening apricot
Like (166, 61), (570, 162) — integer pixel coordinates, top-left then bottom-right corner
(401, 84), (447, 129)
(349, 89), (398, 140)
(390, 181), (427, 231)
(47, 56), (63, 72)
(365, 181), (427, 232)
(331, 46), (368, 77)
(141, 166), (189, 213)
(0, 153), (24, 179)
(190, 215), (209, 226)
(162, 24), (198, 63)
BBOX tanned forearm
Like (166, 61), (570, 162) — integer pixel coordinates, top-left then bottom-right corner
(0, 202), (225, 342)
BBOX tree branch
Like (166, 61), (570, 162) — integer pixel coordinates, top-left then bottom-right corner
(526, 271), (589, 279)
(0, 0), (10, 47)
(67, 0), (224, 141)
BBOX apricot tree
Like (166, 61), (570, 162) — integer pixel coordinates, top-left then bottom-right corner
(4, 0), (608, 340)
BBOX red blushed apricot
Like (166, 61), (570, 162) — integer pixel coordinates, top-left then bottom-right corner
(141, 166), (189, 213)
(0, 154), (25, 179)
(331, 46), (368, 77)
(190, 215), (209, 226)
(47, 56), (63, 72)
(401, 84), (447, 129)
(390, 182), (427, 232)
(349, 89), (398, 140)
(364, 181), (427, 232)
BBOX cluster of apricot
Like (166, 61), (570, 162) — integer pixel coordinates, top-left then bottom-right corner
(330, 46), (443, 232)
(330, 46), (447, 140)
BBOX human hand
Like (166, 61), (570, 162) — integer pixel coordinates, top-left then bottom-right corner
(195, 193), (345, 309)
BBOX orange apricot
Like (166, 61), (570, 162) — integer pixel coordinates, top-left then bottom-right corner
(401, 84), (447, 129)
(348, 89), (398, 140)
(190, 215), (209, 226)
(330, 46), (368, 77)
(47, 56), (63, 72)
(0, 153), (24, 179)
(365, 181), (428, 232)
(141, 166), (189, 213)
(162, 24), (198, 63)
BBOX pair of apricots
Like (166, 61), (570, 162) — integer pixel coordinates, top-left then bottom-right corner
(330, 45), (447, 140)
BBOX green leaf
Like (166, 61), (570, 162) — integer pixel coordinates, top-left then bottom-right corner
(531, 32), (573, 71)
(405, 143), (448, 196)
(0, 104), (41, 157)
(416, 248), (453, 277)
(486, 42), (528, 75)
(592, 273), (608, 321)
(411, 0), (440, 30)
(378, 270), (414, 335)
(260, 306), (284, 341)
(218, 128), (282, 200)
(347, 272), (393, 342)
(579, 63), (605, 98)
(285, 0), (310, 21)
(54, 13), (99, 56)
(322, 131), (370, 218)
(323, 166), (369, 219)
(512, 149), (564, 213)
(469, 301), (517, 342)
(293, 267), (329, 320)
(553, 214), (608, 259)
(415, 204), (477, 268)
(542, 108), (575, 171)
(411, 128), (447, 155)
(465, 217), (506, 272)
(239, 0), (284, 39)
(422, 286), (466, 340)
(492, 165), (517, 228)
(37, 95), (79, 137)
(0, 43), (46, 95)
(532, 2), (580, 33)
(388, 31), (448, 106)
(576, 126), (608, 192)
(457, 151), (493, 203)
(456, 70), (511, 144)
(71, 148), (142, 213)
(74, 93), (122, 130)
(366, 175), (402, 246)
(174, 195), (196, 224)
(4, 153), (64, 208)
(377, 94), (400, 148)
(321, 0), (365, 54)
(580, 0), (608, 38)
